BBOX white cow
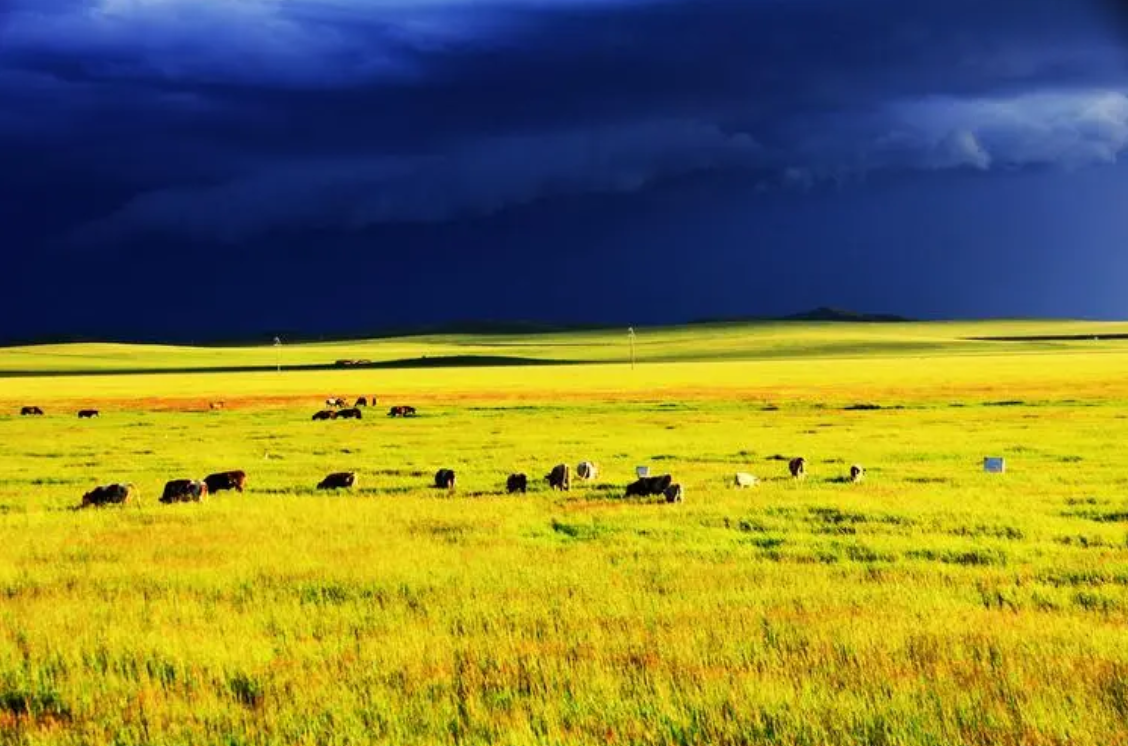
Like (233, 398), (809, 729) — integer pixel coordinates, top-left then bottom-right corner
(734, 472), (759, 488)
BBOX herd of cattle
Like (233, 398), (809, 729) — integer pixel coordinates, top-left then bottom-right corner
(311, 397), (417, 421)
(17, 400), (867, 510)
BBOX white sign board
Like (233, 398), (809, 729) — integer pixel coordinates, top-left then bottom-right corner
(636, 466), (650, 478)
(984, 457), (1006, 474)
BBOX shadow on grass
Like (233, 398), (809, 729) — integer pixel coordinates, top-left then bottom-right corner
(0, 355), (592, 378)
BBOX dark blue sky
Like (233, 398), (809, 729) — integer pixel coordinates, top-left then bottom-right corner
(2, 0), (1128, 341)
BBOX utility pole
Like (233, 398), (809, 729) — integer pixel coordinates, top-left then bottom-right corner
(628, 327), (636, 370)
(273, 337), (282, 373)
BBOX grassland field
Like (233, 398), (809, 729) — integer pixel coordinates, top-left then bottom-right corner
(0, 321), (1127, 745)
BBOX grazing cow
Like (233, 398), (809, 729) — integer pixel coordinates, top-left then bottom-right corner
(354, 397), (368, 407)
(326, 397), (347, 408)
(734, 472), (759, 488)
(209, 401), (224, 411)
(204, 470), (247, 494)
(664, 484), (684, 503)
(507, 473), (528, 494)
(576, 461), (598, 481)
(337, 408), (363, 420)
(312, 410), (338, 421)
(789, 457), (807, 479)
(317, 472), (357, 490)
(77, 409), (100, 419)
(434, 469), (456, 490)
(387, 405), (417, 418)
(160, 479), (208, 504)
(625, 474), (673, 498)
(20, 406), (43, 416)
(80, 483), (138, 508)
(850, 464), (866, 483)
(546, 464), (571, 491)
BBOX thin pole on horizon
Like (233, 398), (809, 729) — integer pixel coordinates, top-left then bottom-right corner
(628, 327), (636, 370)
(274, 337), (282, 373)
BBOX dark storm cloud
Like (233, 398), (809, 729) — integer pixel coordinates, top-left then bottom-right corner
(1, 0), (1125, 244)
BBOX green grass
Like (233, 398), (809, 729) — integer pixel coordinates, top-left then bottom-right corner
(0, 321), (1126, 745)
(3, 319), (1128, 374)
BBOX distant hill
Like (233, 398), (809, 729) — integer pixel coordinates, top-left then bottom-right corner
(780, 307), (912, 323)
(693, 307), (913, 325)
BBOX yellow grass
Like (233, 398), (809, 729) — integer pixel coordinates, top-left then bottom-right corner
(0, 322), (1126, 745)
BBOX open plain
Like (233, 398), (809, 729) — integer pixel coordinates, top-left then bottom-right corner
(1, 321), (1127, 745)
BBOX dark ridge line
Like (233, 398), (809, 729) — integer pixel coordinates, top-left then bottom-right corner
(966, 334), (1128, 342)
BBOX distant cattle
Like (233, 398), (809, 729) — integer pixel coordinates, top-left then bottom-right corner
(789, 457), (807, 479)
(312, 410), (338, 421)
(326, 397), (347, 408)
(507, 473), (528, 494)
(160, 479), (208, 504)
(850, 464), (866, 483)
(337, 408), (363, 420)
(77, 409), (100, 419)
(354, 397), (372, 407)
(546, 464), (571, 491)
(209, 401), (225, 411)
(576, 461), (598, 481)
(625, 474), (673, 498)
(734, 472), (759, 488)
(317, 472), (357, 490)
(204, 470), (247, 494)
(81, 483), (138, 508)
(20, 406), (43, 416)
(434, 469), (456, 490)
(664, 483), (684, 503)
(387, 405), (417, 418)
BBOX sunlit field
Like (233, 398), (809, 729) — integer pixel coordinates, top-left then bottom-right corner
(1, 322), (1127, 745)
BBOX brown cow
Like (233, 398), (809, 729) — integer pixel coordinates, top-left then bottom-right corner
(387, 405), (417, 418)
(312, 410), (338, 421)
(209, 401), (225, 411)
(354, 397), (369, 407)
(20, 406), (44, 416)
(77, 409), (100, 419)
(507, 473), (528, 494)
(789, 457), (807, 479)
(337, 408), (363, 420)
(204, 470), (247, 494)
(434, 469), (456, 490)
(317, 472), (357, 490)
(80, 483), (138, 508)
(546, 464), (570, 491)
(625, 474), (673, 498)
(160, 479), (208, 504)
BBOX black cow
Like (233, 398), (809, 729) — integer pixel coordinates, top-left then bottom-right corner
(546, 464), (570, 491)
(850, 464), (866, 483)
(789, 457), (807, 479)
(337, 408), (363, 420)
(81, 483), (138, 508)
(354, 397), (369, 407)
(204, 470), (247, 494)
(625, 474), (673, 498)
(664, 484), (684, 503)
(312, 410), (338, 421)
(387, 405), (417, 418)
(317, 472), (357, 490)
(20, 406), (44, 416)
(77, 409), (100, 419)
(507, 473), (528, 494)
(434, 469), (456, 490)
(160, 479), (208, 504)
